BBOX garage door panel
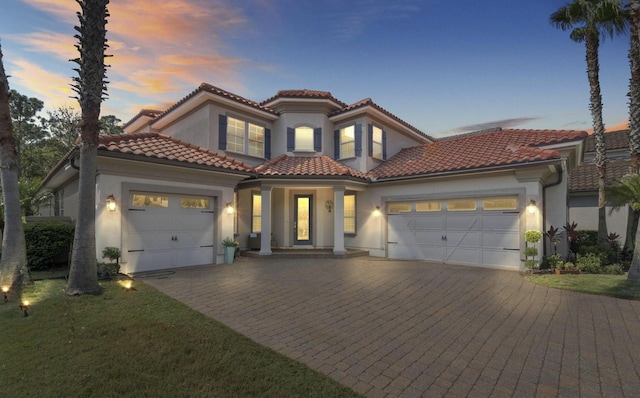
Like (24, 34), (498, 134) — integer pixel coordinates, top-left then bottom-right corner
(446, 215), (481, 230)
(482, 249), (520, 268)
(414, 230), (446, 244)
(414, 215), (444, 229)
(483, 213), (519, 230)
(446, 247), (482, 265)
(483, 232), (519, 249)
(446, 231), (482, 246)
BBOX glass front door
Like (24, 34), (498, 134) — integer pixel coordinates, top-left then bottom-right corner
(294, 195), (312, 245)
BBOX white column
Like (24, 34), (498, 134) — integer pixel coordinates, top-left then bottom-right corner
(259, 185), (272, 256)
(333, 187), (346, 255)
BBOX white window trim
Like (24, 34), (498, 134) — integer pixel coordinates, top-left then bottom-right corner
(228, 115), (266, 158)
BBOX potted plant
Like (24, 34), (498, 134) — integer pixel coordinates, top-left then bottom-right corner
(524, 229), (542, 270)
(222, 237), (239, 264)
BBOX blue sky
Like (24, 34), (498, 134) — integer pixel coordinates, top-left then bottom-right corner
(0, 0), (632, 138)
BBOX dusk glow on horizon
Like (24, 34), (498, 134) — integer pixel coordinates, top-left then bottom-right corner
(0, 0), (632, 137)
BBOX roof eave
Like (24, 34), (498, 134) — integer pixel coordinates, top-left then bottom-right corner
(372, 158), (562, 183)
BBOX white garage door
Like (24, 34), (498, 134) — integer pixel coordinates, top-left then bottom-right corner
(387, 197), (521, 269)
(125, 192), (215, 273)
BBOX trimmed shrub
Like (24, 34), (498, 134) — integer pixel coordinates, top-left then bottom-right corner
(602, 264), (624, 275)
(25, 221), (74, 270)
(577, 244), (616, 266)
(576, 253), (602, 274)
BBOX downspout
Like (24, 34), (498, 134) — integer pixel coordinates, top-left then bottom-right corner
(541, 163), (564, 257)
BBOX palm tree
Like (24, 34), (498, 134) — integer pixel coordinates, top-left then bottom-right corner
(65, 0), (110, 295)
(607, 173), (640, 282)
(550, 0), (629, 243)
(0, 43), (29, 295)
(624, 0), (640, 253)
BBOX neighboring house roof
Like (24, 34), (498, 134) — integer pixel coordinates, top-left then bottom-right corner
(584, 129), (630, 153)
(569, 159), (630, 192)
(98, 132), (254, 173)
(371, 129), (587, 180)
(255, 155), (369, 180)
(122, 109), (164, 130)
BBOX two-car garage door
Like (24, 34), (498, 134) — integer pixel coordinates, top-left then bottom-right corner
(387, 197), (521, 269)
(125, 192), (215, 274)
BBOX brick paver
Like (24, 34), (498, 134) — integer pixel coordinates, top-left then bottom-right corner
(140, 257), (640, 397)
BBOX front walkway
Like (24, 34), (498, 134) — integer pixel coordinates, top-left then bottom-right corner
(139, 257), (640, 397)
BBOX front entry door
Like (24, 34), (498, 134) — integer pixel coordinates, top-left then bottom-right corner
(294, 195), (312, 245)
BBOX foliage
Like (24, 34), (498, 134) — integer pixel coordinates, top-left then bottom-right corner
(524, 247), (539, 257)
(545, 253), (563, 269)
(222, 237), (239, 247)
(97, 262), (120, 279)
(557, 261), (576, 270)
(544, 225), (563, 253)
(0, 280), (359, 397)
(524, 230), (542, 243)
(563, 222), (579, 251)
(24, 221), (74, 270)
(101, 247), (121, 264)
(526, 273), (640, 300)
(576, 253), (602, 274)
(602, 264), (625, 275)
(524, 259), (539, 270)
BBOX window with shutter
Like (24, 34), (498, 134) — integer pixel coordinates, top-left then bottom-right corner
(221, 115), (266, 158)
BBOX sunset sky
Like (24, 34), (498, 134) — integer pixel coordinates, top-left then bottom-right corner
(0, 0), (632, 138)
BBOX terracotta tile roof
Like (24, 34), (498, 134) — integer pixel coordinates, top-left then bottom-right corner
(98, 132), (254, 173)
(330, 98), (435, 142)
(371, 129), (588, 180)
(261, 89), (348, 107)
(569, 159), (630, 192)
(154, 83), (277, 123)
(585, 129), (630, 152)
(255, 155), (369, 179)
(122, 109), (164, 129)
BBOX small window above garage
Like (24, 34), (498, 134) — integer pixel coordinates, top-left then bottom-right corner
(180, 197), (211, 209)
(132, 193), (169, 208)
(389, 203), (412, 213)
(482, 198), (518, 211)
(416, 201), (441, 212)
(447, 200), (476, 211)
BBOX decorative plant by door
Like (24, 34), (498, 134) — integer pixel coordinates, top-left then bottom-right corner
(524, 230), (542, 270)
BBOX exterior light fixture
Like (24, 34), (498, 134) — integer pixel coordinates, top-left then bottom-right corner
(19, 300), (29, 317)
(2, 286), (9, 303)
(527, 199), (537, 214)
(121, 280), (136, 292)
(106, 195), (117, 212)
(225, 202), (234, 215)
(373, 206), (381, 216)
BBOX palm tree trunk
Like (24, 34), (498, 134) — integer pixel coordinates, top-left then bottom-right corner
(629, 0), (640, 282)
(629, 212), (640, 282)
(586, 31), (608, 243)
(65, 0), (109, 295)
(0, 44), (29, 293)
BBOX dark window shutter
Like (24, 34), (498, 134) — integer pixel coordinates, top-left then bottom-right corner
(382, 130), (387, 160)
(334, 129), (340, 159)
(313, 127), (322, 152)
(355, 124), (362, 157)
(367, 124), (373, 157)
(287, 127), (295, 151)
(265, 128), (271, 159)
(218, 115), (227, 150)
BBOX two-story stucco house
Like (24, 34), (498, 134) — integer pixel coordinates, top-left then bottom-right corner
(39, 83), (587, 274)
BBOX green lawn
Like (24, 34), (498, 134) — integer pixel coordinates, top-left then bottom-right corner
(0, 279), (361, 398)
(526, 273), (640, 300)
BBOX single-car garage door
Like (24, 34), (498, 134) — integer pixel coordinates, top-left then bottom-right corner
(125, 192), (215, 273)
(387, 197), (521, 269)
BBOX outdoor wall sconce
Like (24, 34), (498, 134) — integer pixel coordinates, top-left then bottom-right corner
(373, 206), (381, 216)
(19, 300), (29, 317)
(2, 286), (9, 303)
(325, 200), (334, 213)
(106, 195), (117, 212)
(527, 199), (537, 214)
(225, 202), (234, 215)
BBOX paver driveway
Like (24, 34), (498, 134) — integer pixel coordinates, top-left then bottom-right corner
(140, 257), (640, 397)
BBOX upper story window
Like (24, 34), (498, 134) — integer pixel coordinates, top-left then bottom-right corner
(219, 115), (270, 159)
(287, 126), (322, 152)
(340, 126), (355, 158)
(368, 124), (387, 160)
(295, 126), (314, 151)
(334, 124), (362, 159)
